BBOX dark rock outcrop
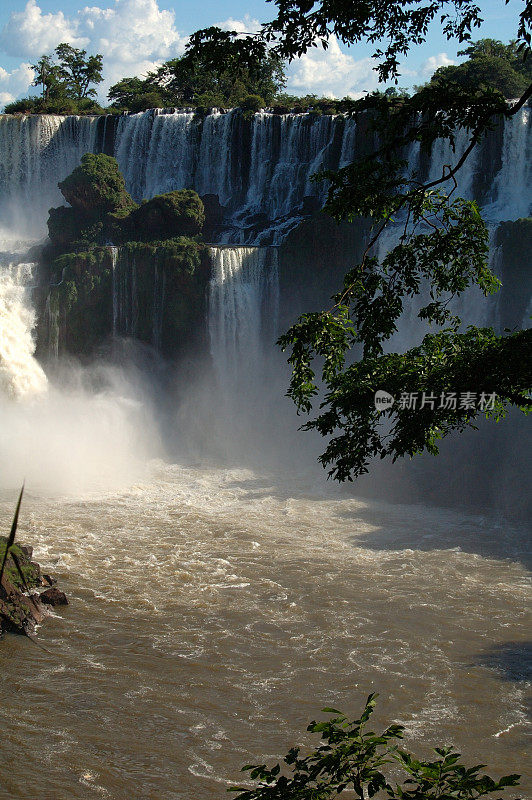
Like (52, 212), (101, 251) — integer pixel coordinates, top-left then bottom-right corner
(0, 537), (66, 638)
(39, 588), (68, 606)
(201, 194), (225, 237)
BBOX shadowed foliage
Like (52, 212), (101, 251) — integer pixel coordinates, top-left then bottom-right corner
(231, 695), (521, 800)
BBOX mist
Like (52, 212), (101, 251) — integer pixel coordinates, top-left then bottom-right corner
(0, 355), (164, 497)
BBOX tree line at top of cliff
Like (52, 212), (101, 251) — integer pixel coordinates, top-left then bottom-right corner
(3, 33), (532, 116)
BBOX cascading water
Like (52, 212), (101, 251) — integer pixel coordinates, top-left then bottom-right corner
(486, 106), (532, 220)
(0, 114), (100, 236)
(200, 244), (293, 465)
(0, 261), (47, 399)
(0, 107), (529, 243)
(427, 125), (480, 199)
(110, 245), (119, 337)
(112, 247), (139, 338)
(111, 108), (530, 242)
(376, 215), (499, 354)
(208, 246), (279, 400)
(110, 245), (166, 348)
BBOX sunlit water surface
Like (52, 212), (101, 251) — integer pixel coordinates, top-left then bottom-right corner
(0, 462), (530, 800)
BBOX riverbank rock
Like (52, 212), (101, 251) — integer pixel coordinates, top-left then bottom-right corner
(40, 588), (68, 606)
(0, 536), (66, 638)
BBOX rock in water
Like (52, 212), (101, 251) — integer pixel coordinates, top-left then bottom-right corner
(0, 536), (68, 637)
(39, 588), (68, 606)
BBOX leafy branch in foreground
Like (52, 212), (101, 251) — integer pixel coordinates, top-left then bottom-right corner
(274, 6), (532, 480)
(297, 327), (531, 481)
(230, 694), (520, 800)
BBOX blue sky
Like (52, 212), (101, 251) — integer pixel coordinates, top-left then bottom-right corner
(0, 0), (524, 108)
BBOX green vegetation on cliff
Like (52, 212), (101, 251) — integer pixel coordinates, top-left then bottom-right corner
(47, 154), (204, 253)
(47, 153), (137, 253)
(45, 239), (208, 356)
(40, 155), (209, 357)
(0, 539), (41, 593)
(129, 191), (205, 240)
(59, 153), (136, 218)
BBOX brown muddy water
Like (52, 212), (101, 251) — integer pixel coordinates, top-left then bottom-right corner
(0, 462), (530, 800)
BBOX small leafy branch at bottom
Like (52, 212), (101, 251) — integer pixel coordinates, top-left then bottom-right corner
(230, 694), (520, 800)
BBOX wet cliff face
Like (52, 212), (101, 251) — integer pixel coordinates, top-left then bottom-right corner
(278, 212), (371, 329)
(34, 242), (210, 361)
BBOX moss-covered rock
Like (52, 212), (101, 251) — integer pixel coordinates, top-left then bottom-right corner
(0, 538), (48, 637)
(0, 540), (42, 593)
(58, 153), (137, 218)
(39, 158), (210, 359)
(113, 238), (209, 354)
(129, 190), (205, 240)
(201, 194), (225, 237)
(47, 206), (84, 248)
(49, 160), (204, 256)
(59, 249), (113, 354)
(47, 205), (105, 251)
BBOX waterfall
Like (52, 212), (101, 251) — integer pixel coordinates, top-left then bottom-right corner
(376, 209), (502, 354)
(486, 106), (532, 221)
(110, 245), (166, 349)
(208, 246), (279, 397)
(0, 262), (48, 399)
(339, 118), (357, 167)
(427, 124), (481, 199)
(0, 114), (99, 236)
(0, 108), (529, 243)
(241, 113), (334, 223)
(44, 292), (59, 360)
(109, 107), (530, 241)
(111, 246), (119, 337)
(112, 247), (137, 337)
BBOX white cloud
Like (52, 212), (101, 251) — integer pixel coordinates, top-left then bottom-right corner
(286, 37), (379, 99)
(0, 63), (35, 106)
(285, 42), (458, 97)
(420, 52), (455, 77)
(0, 0), (187, 102)
(216, 15), (261, 35)
(0, 0), (84, 58)
(81, 0), (187, 88)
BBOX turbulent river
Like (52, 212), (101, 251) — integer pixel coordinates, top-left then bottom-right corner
(0, 463), (530, 800)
